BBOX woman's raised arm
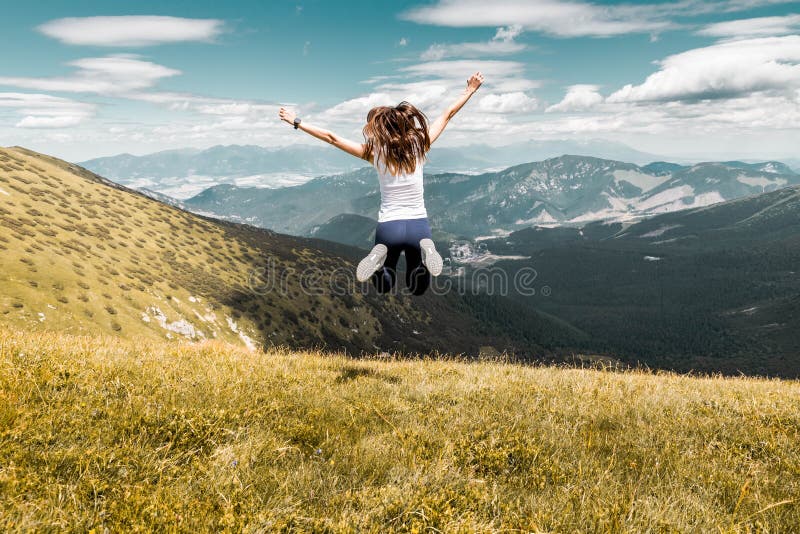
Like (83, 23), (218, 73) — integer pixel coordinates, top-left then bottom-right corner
(278, 107), (368, 161)
(428, 71), (484, 146)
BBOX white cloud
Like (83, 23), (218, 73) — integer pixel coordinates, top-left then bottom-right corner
(322, 87), (448, 119)
(606, 0), (797, 21)
(0, 58), (282, 131)
(37, 16), (224, 47)
(399, 0), (798, 38)
(328, 47), (799, 149)
(0, 92), (93, 111)
(478, 92), (538, 113)
(494, 24), (524, 41)
(0, 56), (180, 95)
(421, 40), (525, 60)
(400, 0), (671, 37)
(421, 24), (525, 60)
(319, 59), (540, 124)
(16, 115), (85, 128)
(359, 74), (396, 85)
(147, 89), (800, 155)
(703, 0), (800, 13)
(526, 91), (800, 141)
(400, 59), (534, 85)
(608, 36), (800, 103)
(698, 14), (800, 38)
(131, 91), (281, 117)
(424, 91), (799, 155)
(0, 92), (95, 129)
(546, 84), (604, 112)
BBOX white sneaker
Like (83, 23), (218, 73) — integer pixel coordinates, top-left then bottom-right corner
(356, 244), (388, 282)
(420, 238), (443, 276)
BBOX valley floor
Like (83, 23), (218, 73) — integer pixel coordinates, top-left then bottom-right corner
(0, 328), (798, 532)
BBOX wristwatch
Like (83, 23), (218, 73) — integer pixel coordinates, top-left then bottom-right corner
(293, 117), (302, 129)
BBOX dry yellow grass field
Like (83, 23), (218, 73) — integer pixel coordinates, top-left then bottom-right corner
(1, 327), (798, 532)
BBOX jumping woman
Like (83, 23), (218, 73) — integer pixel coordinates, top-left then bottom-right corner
(279, 71), (484, 295)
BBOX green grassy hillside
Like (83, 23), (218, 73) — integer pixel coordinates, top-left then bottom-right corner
(0, 146), (584, 360)
(0, 146), (387, 349)
(1, 328), (798, 531)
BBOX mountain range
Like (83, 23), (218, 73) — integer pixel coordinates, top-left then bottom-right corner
(475, 183), (800, 376)
(4, 145), (800, 375)
(78, 139), (670, 198)
(303, 172), (800, 376)
(182, 155), (800, 241)
(177, 152), (800, 376)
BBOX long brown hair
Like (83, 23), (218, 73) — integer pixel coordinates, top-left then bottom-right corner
(362, 101), (431, 176)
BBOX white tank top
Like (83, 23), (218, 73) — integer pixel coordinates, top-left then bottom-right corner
(372, 145), (427, 222)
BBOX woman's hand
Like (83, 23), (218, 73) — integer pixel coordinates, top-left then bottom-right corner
(278, 107), (297, 126)
(466, 71), (484, 93)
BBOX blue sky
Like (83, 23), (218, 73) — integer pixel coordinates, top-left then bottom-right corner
(0, 0), (798, 161)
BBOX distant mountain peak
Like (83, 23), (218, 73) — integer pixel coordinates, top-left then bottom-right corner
(182, 152), (800, 239)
